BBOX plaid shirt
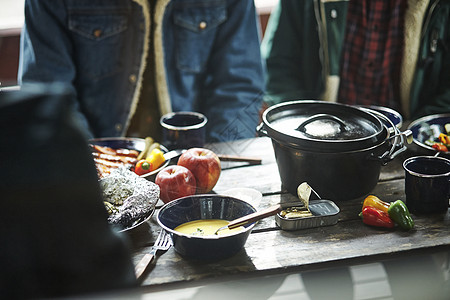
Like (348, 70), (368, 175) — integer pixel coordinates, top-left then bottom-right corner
(338, 0), (407, 111)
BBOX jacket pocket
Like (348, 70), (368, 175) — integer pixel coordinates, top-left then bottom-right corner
(173, 0), (227, 73)
(68, 11), (130, 79)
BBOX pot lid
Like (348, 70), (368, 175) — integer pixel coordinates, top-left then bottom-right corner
(262, 101), (388, 152)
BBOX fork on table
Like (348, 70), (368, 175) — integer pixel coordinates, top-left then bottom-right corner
(135, 230), (171, 279)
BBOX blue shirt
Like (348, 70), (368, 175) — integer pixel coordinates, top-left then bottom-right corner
(19, 0), (265, 142)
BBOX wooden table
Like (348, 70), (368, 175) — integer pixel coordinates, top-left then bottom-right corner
(127, 136), (450, 289)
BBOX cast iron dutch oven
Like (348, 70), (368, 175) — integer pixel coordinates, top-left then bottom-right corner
(257, 100), (412, 201)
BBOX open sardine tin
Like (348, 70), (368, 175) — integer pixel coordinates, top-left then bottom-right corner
(276, 200), (340, 230)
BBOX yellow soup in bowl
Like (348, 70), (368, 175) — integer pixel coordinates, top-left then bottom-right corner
(175, 219), (244, 236)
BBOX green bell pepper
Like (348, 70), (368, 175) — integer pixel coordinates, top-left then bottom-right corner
(387, 200), (414, 230)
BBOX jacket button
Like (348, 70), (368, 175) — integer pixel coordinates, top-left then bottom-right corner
(199, 21), (207, 30)
(330, 9), (337, 19)
(129, 74), (137, 83)
(115, 123), (123, 132)
(93, 29), (102, 38)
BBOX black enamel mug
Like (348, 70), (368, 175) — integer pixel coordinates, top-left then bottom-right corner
(403, 156), (450, 214)
(160, 111), (207, 150)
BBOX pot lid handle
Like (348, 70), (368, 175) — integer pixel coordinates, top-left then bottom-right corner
(296, 114), (350, 134)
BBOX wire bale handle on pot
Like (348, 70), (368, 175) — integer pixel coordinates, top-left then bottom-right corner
(361, 108), (413, 165)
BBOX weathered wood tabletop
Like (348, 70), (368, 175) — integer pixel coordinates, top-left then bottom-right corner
(126, 137), (450, 288)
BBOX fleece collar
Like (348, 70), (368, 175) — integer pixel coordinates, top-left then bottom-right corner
(400, 0), (429, 119)
(126, 0), (172, 133)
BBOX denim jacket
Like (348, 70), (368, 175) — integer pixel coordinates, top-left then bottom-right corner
(262, 0), (450, 120)
(19, 0), (264, 142)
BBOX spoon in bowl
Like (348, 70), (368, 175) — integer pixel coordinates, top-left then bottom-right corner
(215, 182), (319, 235)
(214, 204), (282, 235)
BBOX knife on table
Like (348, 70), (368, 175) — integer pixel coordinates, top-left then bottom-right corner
(163, 149), (262, 165)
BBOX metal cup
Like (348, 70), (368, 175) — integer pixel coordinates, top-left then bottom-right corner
(403, 156), (450, 214)
(160, 111), (207, 150)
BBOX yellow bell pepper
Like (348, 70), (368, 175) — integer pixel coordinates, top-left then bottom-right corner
(362, 195), (390, 213)
(146, 148), (165, 171)
(438, 133), (450, 145)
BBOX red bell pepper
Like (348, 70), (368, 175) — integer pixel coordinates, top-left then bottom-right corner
(360, 206), (395, 228)
(134, 159), (152, 175)
(432, 143), (448, 152)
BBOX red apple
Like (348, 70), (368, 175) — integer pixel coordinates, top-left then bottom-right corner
(177, 148), (221, 194)
(155, 165), (197, 203)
